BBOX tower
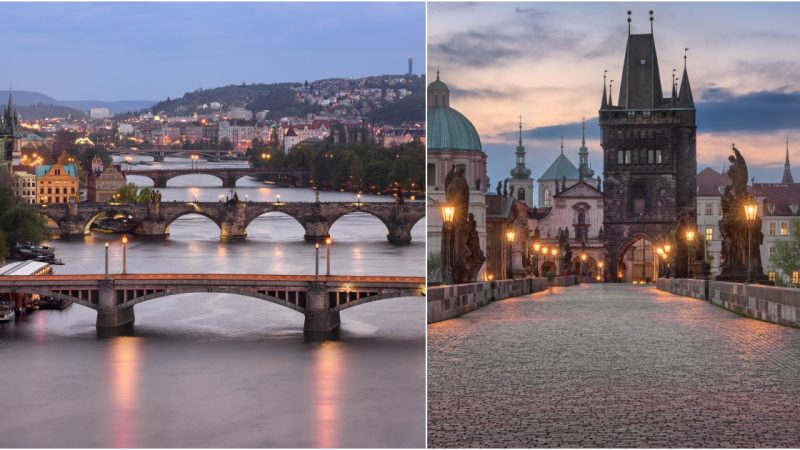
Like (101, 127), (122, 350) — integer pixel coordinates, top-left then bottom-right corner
(0, 92), (21, 168)
(599, 11), (696, 281)
(577, 117), (595, 181)
(782, 138), (794, 184)
(508, 117), (534, 207)
(408, 57), (413, 76)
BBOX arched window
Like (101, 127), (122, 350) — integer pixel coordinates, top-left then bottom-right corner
(543, 188), (551, 206)
(518, 189), (525, 201)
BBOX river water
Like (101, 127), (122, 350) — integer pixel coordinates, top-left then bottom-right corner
(0, 158), (426, 448)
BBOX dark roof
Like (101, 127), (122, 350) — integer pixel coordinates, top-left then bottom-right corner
(750, 183), (800, 217)
(678, 65), (694, 108)
(696, 167), (730, 196)
(284, 125), (297, 137)
(618, 34), (664, 109)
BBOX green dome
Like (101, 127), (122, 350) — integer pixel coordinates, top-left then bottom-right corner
(427, 106), (482, 152)
(428, 78), (449, 92)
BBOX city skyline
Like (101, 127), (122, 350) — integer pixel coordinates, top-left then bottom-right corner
(428, 2), (800, 189)
(0, 2), (425, 101)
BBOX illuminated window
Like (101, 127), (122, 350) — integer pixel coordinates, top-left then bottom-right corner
(705, 227), (713, 241)
(769, 272), (776, 281)
(781, 223), (788, 236)
(793, 271), (799, 285)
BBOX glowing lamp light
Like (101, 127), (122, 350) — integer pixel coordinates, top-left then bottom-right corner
(441, 205), (455, 224)
(506, 230), (516, 243)
(551, 248), (557, 256)
(581, 253), (587, 261)
(533, 242), (541, 252)
(325, 237), (332, 246)
(122, 236), (128, 244)
(598, 262), (604, 268)
(664, 244), (671, 254)
(541, 246), (548, 254)
(685, 229), (695, 243)
(744, 202), (758, 222)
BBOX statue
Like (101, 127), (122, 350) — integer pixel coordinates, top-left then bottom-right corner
(442, 166), (485, 284)
(502, 178), (508, 197)
(716, 145), (770, 284)
(496, 181), (502, 196)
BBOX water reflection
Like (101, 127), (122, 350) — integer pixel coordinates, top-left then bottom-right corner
(312, 341), (343, 448)
(109, 337), (141, 448)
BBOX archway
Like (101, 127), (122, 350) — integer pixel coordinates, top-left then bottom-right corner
(572, 256), (598, 277)
(618, 236), (656, 283)
(166, 173), (224, 188)
(541, 261), (557, 277)
(165, 212), (222, 240)
(328, 211), (391, 242)
(125, 174), (155, 187)
(246, 211), (306, 241)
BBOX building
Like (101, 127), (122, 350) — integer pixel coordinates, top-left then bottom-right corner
(599, 13), (697, 282)
(426, 71), (489, 280)
(35, 164), (79, 205)
(695, 167), (730, 275)
(90, 108), (110, 120)
(12, 169), (36, 204)
(507, 118), (534, 208)
(750, 182), (800, 283)
(537, 138), (580, 207)
(485, 195), (531, 280)
(87, 162), (128, 202)
(283, 124), (299, 154)
(0, 94), (21, 171)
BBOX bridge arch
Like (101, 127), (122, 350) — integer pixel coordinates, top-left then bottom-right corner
(330, 287), (425, 312)
(244, 210), (307, 239)
(164, 173), (224, 188)
(163, 210), (224, 235)
(116, 286), (307, 313)
(0, 286), (99, 310)
(328, 210), (393, 240)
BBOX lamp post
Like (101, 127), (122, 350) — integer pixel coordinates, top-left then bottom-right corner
(441, 204), (455, 284)
(325, 237), (332, 276)
(506, 229), (516, 280)
(357, 192), (362, 207)
(686, 229), (695, 278)
(315, 243), (320, 281)
(532, 241), (541, 277)
(580, 252), (587, 281)
(744, 201), (758, 284)
(551, 248), (558, 276)
(656, 247), (664, 277)
(664, 244), (671, 277)
(122, 236), (128, 275)
(598, 261), (604, 282)
(104, 243), (109, 279)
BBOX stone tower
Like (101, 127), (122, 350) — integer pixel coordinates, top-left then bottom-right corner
(782, 139), (794, 184)
(599, 11), (697, 281)
(508, 117), (534, 207)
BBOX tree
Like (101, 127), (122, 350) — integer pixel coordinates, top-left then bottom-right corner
(115, 183), (138, 202)
(770, 219), (800, 286)
(0, 205), (49, 247)
(135, 187), (153, 204)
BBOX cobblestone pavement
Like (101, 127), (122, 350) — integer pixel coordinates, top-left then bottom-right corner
(428, 284), (800, 448)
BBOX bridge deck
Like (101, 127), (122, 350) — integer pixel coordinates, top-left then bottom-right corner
(0, 274), (424, 284)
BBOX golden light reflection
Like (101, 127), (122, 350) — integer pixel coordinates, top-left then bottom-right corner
(313, 342), (343, 448)
(109, 337), (141, 448)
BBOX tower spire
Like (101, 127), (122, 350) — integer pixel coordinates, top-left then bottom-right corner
(581, 117), (586, 147)
(627, 10), (632, 35)
(783, 137), (795, 184)
(608, 80), (614, 107)
(560, 136), (564, 155)
(649, 10), (654, 34)
(601, 70), (608, 109)
(678, 48), (694, 108)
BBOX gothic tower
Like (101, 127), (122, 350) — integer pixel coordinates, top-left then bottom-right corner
(508, 117), (534, 207)
(599, 11), (697, 281)
(782, 139), (794, 184)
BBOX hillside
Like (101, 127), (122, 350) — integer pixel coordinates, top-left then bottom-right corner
(149, 82), (304, 117)
(17, 103), (88, 120)
(0, 90), (155, 115)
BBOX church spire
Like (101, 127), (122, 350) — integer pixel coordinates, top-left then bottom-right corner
(783, 137), (795, 184)
(671, 68), (678, 106)
(560, 136), (564, 155)
(518, 115), (523, 146)
(578, 117), (594, 182)
(510, 115), (532, 181)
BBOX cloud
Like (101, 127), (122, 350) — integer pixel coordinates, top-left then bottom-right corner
(697, 90), (800, 133)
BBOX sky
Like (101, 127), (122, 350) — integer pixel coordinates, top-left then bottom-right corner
(0, 2), (425, 101)
(428, 2), (800, 188)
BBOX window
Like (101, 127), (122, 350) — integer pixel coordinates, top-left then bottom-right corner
(618, 150), (624, 164)
(543, 188), (551, 206)
(517, 189), (525, 201)
(768, 203), (775, 213)
(769, 272), (776, 282)
(769, 246), (776, 256)
(705, 227), (713, 241)
(625, 150), (632, 164)
(793, 271), (799, 285)
(769, 222), (776, 235)
(656, 150), (662, 163)
(427, 164), (436, 187)
(705, 203), (713, 215)
(781, 222), (788, 236)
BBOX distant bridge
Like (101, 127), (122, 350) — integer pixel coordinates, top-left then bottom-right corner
(37, 200), (425, 243)
(0, 273), (425, 337)
(123, 167), (310, 188)
(110, 147), (237, 162)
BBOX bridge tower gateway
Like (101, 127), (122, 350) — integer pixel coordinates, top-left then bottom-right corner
(600, 11), (696, 281)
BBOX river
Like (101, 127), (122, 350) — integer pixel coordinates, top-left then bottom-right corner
(0, 157), (426, 448)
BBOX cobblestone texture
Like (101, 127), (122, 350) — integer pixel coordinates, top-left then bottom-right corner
(428, 284), (800, 448)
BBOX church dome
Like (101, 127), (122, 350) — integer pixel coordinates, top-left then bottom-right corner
(427, 73), (482, 153)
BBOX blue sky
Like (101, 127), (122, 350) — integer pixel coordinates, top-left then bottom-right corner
(428, 2), (800, 186)
(0, 2), (425, 101)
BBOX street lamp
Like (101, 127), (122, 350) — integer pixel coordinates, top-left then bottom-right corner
(357, 192), (362, 207)
(325, 237), (332, 276)
(744, 201), (758, 284)
(315, 243), (320, 281)
(685, 229), (696, 278)
(506, 229), (516, 279)
(598, 261), (604, 282)
(441, 204), (455, 284)
(580, 252), (587, 279)
(122, 236), (128, 275)
(663, 244), (671, 277)
(104, 243), (109, 279)
(532, 241), (541, 277)
(551, 247), (558, 276)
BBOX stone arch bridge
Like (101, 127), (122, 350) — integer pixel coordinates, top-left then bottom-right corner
(109, 147), (236, 162)
(0, 273), (425, 338)
(37, 200), (425, 244)
(125, 167), (310, 188)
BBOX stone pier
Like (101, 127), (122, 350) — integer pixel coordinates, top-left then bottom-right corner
(95, 280), (135, 329)
(303, 281), (340, 339)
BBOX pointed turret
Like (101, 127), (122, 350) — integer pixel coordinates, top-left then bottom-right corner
(617, 23), (663, 109)
(783, 138), (795, 184)
(510, 116), (532, 180)
(600, 71), (608, 109)
(578, 118), (594, 181)
(671, 69), (678, 106)
(678, 50), (694, 108)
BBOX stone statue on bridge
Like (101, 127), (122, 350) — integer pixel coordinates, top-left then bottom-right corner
(442, 166), (485, 284)
(716, 145), (769, 283)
